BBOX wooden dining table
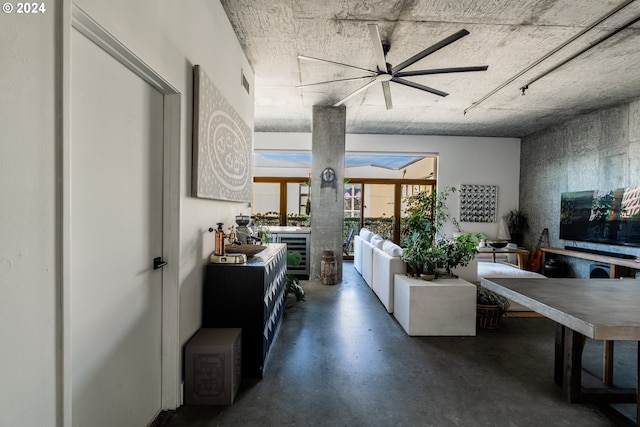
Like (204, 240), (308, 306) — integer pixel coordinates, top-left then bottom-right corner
(480, 277), (640, 425)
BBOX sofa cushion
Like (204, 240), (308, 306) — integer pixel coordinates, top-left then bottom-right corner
(370, 234), (385, 249)
(359, 228), (373, 242)
(382, 240), (403, 257)
(372, 249), (406, 313)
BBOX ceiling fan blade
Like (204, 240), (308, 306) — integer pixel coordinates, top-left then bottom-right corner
(381, 81), (393, 109)
(367, 24), (388, 72)
(395, 65), (488, 77)
(391, 77), (448, 97)
(298, 55), (376, 74)
(296, 75), (376, 89)
(392, 29), (470, 74)
(333, 78), (378, 106)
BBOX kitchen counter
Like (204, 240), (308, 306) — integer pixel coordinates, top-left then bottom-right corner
(267, 226), (311, 234)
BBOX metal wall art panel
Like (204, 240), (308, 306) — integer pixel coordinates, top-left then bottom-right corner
(459, 184), (497, 223)
(192, 65), (252, 202)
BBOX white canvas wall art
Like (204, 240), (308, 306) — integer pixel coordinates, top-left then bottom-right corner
(192, 65), (252, 202)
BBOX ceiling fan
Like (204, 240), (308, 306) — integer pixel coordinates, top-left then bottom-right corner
(297, 24), (488, 109)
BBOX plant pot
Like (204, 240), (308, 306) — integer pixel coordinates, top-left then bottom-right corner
(406, 265), (421, 278)
(420, 273), (436, 281)
(285, 293), (297, 309)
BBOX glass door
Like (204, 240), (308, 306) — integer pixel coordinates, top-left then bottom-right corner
(363, 183), (395, 241)
(343, 183), (362, 255)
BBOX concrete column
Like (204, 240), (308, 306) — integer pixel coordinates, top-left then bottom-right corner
(310, 106), (346, 280)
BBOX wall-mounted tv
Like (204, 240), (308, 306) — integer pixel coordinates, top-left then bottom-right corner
(560, 187), (640, 248)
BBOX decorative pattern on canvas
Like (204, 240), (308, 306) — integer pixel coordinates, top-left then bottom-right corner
(192, 65), (252, 202)
(459, 184), (497, 223)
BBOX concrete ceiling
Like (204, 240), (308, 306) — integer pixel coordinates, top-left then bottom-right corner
(220, 0), (640, 138)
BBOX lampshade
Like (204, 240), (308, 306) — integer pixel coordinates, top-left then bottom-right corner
(496, 214), (511, 240)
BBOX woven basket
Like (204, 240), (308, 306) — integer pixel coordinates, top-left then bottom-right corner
(477, 304), (503, 329)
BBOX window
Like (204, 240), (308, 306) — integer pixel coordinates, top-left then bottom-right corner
(252, 182), (280, 226)
(252, 152), (438, 253)
(344, 183), (361, 217)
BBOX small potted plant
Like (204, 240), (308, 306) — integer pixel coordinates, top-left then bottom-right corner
(285, 252), (305, 306)
(402, 231), (435, 278)
(421, 245), (446, 280)
(402, 230), (451, 280)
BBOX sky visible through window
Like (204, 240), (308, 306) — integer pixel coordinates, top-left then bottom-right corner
(254, 151), (425, 170)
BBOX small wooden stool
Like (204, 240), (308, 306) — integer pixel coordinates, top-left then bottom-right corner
(184, 328), (242, 405)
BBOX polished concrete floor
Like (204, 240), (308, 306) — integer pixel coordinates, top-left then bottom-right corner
(156, 262), (637, 426)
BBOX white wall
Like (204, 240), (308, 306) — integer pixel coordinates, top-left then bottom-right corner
(72, 0), (255, 405)
(255, 132), (521, 239)
(0, 6), (58, 426)
(1, 0), (254, 424)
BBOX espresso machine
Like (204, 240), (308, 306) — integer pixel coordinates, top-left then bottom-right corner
(235, 213), (256, 244)
(208, 223), (246, 264)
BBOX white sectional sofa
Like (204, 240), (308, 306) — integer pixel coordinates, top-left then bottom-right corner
(353, 228), (544, 316)
(353, 228), (405, 313)
(353, 229), (367, 274)
(372, 241), (405, 313)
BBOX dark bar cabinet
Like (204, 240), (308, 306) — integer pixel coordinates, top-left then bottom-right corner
(202, 243), (287, 378)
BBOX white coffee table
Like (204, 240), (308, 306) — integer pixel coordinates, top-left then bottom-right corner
(393, 274), (476, 336)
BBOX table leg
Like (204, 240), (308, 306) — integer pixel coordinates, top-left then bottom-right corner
(637, 342), (640, 426)
(555, 323), (565, 386)
(603, 340), (614, 386)
(564, 327), (586, 403)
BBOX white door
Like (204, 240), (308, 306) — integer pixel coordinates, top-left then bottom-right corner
(70, 28), (164, 426)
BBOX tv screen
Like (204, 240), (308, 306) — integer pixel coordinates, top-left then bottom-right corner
(560, 187), (640, 247)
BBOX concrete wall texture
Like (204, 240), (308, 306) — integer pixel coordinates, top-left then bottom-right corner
(520, 97), (640, 278)
(310, 106), (346, 280)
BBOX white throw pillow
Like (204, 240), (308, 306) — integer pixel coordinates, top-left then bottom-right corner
(370, 234), (384, 249)
(359, 228), (373, 242)
(382, 240), (403, 257)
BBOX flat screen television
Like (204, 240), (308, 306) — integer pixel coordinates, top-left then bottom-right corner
(560, 187), (640, 248)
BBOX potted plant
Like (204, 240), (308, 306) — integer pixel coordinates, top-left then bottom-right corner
(438, 233), (483, 275)
(285, 251), (305, 305)
(476, 284), (510, 329)
(402, 187), (481, 278)
(401, 231), (431, 278)
(506, 209), (528, 246)
(421, 245), (447, 280)
(401, 231), (447, 280)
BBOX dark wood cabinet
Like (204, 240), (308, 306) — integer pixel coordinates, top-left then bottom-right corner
(202, 244), (287, 378)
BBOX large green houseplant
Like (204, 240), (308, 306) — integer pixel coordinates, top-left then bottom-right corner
(402, 186), (458, 246)
(401, 187), (480, 278)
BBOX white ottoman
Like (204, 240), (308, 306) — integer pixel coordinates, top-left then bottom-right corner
(393, 274), (476, 336)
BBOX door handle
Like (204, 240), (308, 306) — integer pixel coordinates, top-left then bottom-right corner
(153, 257), (168, 270)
